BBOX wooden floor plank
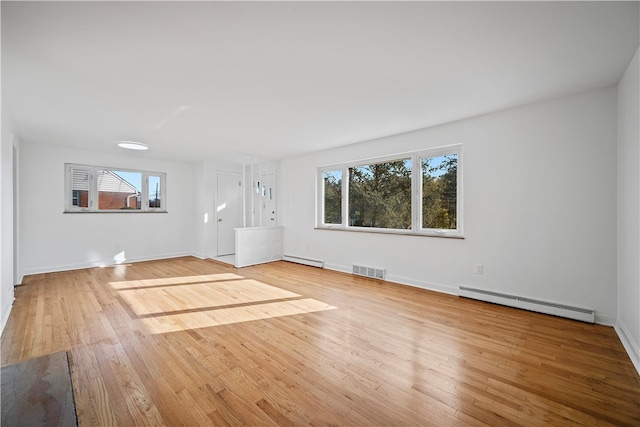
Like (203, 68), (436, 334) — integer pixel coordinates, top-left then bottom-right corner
(1, 256), (639, 426)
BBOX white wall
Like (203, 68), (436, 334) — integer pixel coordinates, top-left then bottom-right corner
(1, 106), (16, 333)
(280, 87), (618, 323)
(19, 142), (196, 276)
(193, 161), (206, 258)
(616, 47), (640, 372)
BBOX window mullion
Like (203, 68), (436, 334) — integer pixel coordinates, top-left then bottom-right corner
(90, 167), (97, 211)
(342, 166), (349, 228)
(142, 173), (149, 211)
(412, 153), (419, 232)
(64, 166), (71, 211)
(317, 170), (322, 225)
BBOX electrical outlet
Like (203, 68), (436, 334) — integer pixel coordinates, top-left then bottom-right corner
(475, 264), (484, 275)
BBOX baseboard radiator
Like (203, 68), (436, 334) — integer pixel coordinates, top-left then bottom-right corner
(459, 286), (595, 323)
(353, 264), (386, 280)
(282, 255), (324, 268)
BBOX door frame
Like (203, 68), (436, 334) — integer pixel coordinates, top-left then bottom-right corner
(215, 171), (243, 257)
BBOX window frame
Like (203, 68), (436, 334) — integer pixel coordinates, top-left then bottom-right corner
(146, 173), (165, 211)
(64, 163), (167, 213)
(318, 167), (346, 228)
(316, 144), (463, 238)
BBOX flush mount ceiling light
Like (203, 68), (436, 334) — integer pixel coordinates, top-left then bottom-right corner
(117, 141), (149, 151)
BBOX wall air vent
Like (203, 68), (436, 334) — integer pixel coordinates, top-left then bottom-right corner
(352, 264), (386, 280)
(459, 286), (595, 323)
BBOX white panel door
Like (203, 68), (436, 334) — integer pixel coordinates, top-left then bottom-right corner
(216, 173), (243, 256)
(253, 172), (276, 227)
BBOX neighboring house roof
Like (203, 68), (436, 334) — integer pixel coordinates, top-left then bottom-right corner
(72, 169), (139, 194)
(97, 170), (138, 194)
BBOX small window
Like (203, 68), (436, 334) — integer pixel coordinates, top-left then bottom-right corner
(69, 166), (91, 209)
(65, 164), (166, 213)
(322, 170), (342, 225)
(421, 153), (458, 230)
(148, 174), (162, 209)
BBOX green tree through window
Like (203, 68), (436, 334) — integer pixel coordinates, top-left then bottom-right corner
(422, 154), (457, 229)
(349, 159), (412, 229)
(323, 170), (342, 224)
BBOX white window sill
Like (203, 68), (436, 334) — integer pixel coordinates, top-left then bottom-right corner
(315, 226), (464, 239)
(63, 210), (168, 214)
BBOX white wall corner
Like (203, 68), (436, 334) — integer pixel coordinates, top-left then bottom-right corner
(614, 318), (640, 376)
(20, 251), (195, 277)
(1, 296), (14, 336)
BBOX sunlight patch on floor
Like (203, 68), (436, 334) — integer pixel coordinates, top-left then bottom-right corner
(138, 298), (336, 334)
(117, 279), (301, 315)
(108, 273), (244, 289)
(110, 273), (336, 334)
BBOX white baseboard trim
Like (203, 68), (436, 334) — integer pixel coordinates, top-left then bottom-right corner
(323, 263), (458, 296)
(124, 252), (195, 264)
(325, 263), (618, 327)
(615, 319), (640, 376)
(595, 315), (616, 327)
(386, 274), (459, 296)
(323, 263), (351, 275)
(20, 251), (194, 278)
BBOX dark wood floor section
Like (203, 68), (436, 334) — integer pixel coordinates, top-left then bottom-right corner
(1, 257), (639, 426)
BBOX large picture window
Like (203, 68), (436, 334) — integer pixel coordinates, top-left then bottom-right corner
(317, 145), (462, 237)
(65, 164), (166, 213)
(348, 159), (412, 229)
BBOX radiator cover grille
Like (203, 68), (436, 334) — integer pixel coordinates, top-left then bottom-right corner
(459, 286), (595, 323)
(283, 255), (324, 268)
(352, 265), (386, 280)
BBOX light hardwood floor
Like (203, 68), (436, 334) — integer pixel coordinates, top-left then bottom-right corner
(2, 257), (639, 426)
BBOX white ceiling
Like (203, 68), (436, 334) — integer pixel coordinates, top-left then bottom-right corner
(2, 1), (639, 163)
